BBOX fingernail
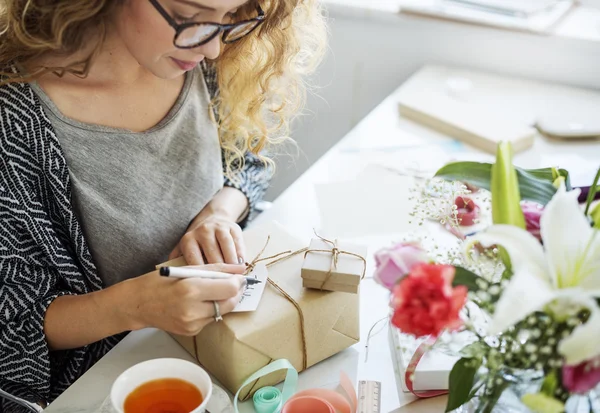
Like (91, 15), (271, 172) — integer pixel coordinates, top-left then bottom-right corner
(240, 278), (247, 290)
(238, 256), (244, 264)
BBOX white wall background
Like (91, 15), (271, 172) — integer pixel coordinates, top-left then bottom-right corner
(264, 6), (600, 201)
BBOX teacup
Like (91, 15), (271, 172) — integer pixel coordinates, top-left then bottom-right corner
(110, 358), (212, 413)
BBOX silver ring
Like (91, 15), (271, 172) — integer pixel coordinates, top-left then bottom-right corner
(212, 301), (223, 322)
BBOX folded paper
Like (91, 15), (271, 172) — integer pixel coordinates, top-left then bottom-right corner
(301, 236), (367, 294)
(157, 221), (360, 401)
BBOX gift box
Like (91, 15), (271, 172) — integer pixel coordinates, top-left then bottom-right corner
(388, 324), (458, 393)
(388, 305), (484, 396)
(300, 237), (367, 294)
(157, 221), (360, 401)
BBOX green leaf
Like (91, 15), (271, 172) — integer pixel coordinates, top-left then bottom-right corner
(445, 357), (482, 412)
(467, 381), (484, 400)
(521, 393), (565, 413)
(530, 167), (571, 189)
(591, 203), (600, 229)
(434, 163), (571, 206)
(453, 266), (484, 291)
(491, 142), (526, 228)
(460, 341), (486, 359)
(540, 371), (558, 397)
(480, 380), (510, 413)
(584, 167), (600, 216)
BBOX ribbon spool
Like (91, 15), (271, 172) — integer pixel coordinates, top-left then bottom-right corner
(253, 387), (283, 413)
(234, 359), (357, 413)
(234, 359), (297, 413)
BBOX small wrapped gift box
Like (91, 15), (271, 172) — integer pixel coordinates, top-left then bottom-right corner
(300, 237), (367, 294)
(389, 324), (458, 393)
(388, 304), (483, 395)
(157, 221), (359, 401)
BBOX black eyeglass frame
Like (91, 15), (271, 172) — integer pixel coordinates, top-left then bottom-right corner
(149, 0), (265, 49)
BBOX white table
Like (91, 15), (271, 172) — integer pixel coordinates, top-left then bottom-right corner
(45, 65), (600, 413)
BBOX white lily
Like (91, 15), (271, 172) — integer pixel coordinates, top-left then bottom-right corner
(469, 184), (600, 366)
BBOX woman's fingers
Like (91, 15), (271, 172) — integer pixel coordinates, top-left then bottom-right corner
(200, 233), (225, 264)
(173, 219), (246, 265)
(230, 227), (246, 264)
(216, 227), (239, 264)
(178, 293), (242, 336)
(168, 244), (182, 260)
(186, 275), (246, 302)
(192, 263), (247, 274)
(181, 233), (205, 265)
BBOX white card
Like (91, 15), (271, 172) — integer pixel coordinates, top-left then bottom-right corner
(314, 164), (419, 238)
(232, 263), (268, 312)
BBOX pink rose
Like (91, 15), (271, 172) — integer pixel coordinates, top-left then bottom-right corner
(373, 242), (428, 290)
(563, 356), (600, 394)
(521, 201), (543, 242)
(390, 263), (467, 338)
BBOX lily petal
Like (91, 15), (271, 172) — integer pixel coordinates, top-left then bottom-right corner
(489, 268), (556, 335)
(579, 230), (600, 291)
(558, 294), (600, 365)
(541, 185), (600, 289)
(469, 224), (548, 283)
(470, 225), (554, 334)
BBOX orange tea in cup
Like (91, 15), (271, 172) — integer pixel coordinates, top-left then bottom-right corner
(123, 378), (203, 413)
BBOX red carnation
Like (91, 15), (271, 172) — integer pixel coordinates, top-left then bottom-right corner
(391, 263), (468, 338)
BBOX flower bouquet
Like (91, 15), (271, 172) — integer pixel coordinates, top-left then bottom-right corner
(376, 141), (600, 413)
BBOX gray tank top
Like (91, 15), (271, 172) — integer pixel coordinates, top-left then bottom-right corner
(30, 69), (223, 286)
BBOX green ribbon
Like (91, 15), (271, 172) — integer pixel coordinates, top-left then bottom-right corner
(234, 359), (298, 413)
(253, 387), (282, 413)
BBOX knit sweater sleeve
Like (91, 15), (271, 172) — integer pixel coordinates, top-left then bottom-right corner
(0, 81), (122, 411)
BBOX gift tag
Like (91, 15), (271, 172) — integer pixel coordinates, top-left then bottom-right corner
(358, 380), (381, 413)
(232, 264), (268, 313)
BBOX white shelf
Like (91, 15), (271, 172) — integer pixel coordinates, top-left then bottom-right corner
(322, 0), (600, 43)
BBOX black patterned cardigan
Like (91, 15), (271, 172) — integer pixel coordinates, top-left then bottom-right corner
(0, 62), (270, 411)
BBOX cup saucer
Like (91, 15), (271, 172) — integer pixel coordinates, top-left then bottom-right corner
(98, 382), (234, 413)
(206, 383), (234, 413)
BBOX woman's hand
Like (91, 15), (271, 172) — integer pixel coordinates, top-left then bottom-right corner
(169, 187), (251, 265)
(127, 263), (246, 336)
(169, 214), (246, 265)
(44, 263), (247, 350)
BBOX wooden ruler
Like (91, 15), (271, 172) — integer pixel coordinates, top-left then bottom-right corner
(357, 380), (382, 413)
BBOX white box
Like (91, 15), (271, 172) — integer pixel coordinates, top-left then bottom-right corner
(388, 324), (460, 393)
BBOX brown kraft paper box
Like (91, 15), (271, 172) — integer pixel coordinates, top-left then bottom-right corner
(156, 221), (360, 401)
(301, 238), (367, 294)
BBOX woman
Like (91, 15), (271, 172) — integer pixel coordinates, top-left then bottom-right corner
(0, 0), (326, 410)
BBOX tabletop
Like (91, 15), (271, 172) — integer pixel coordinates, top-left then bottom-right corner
(45, 65), (600, 413)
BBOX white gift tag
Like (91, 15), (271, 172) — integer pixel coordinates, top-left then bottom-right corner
(232, 264), (268, 313)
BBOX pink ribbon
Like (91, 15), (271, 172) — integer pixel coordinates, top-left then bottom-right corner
(281, 372), (357, 413)
(404, 337), (448, 398)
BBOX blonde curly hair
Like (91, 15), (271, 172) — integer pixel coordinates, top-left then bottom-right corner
(0, 0), (327, 178)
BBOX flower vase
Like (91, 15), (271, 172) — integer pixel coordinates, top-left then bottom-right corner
(451, 368), (600, 413)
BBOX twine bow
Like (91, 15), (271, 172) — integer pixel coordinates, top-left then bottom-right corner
(303, 230), (367, 291)
(193, 232), (364, 374)
(244, 236), (310, 371)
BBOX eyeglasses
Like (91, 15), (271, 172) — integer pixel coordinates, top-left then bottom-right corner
(149, 0), (265, 49)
